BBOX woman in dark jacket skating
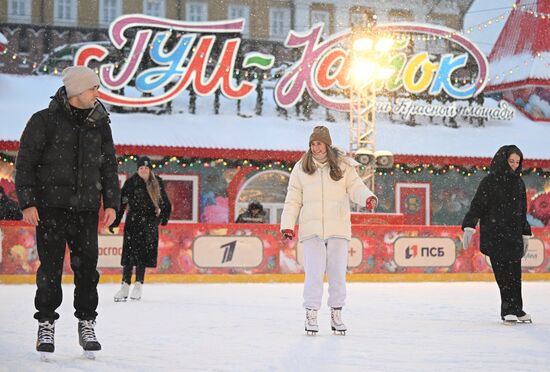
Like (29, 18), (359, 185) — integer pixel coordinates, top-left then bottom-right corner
(462, 145), (533, 323)
(110, 156), (171, 301)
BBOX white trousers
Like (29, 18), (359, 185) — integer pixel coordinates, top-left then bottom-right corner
(302, 237), (348, 310)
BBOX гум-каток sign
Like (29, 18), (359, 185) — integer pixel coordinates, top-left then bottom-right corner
(74, 15), (508, 119)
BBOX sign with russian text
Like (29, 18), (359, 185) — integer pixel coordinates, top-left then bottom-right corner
(75, 15), (496, 115)
(98, 235), (123, 268)
(394, 237), (456, 267)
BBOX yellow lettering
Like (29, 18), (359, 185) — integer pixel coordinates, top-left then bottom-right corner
(402, 52), (439, 94)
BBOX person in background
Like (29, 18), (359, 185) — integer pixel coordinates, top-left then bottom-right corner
(110, 156), (171, 302)
(236, 201), (267, 223)
(0, 186), (23, 220)
(280, 126), (377, 335)
(15, 66), (119, 356)
(462, 145), (533, 324)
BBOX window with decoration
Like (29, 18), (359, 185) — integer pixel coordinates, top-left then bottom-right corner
(236, 170), (290, 224)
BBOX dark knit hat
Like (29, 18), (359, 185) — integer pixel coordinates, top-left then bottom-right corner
(137, 156), (153, 169)
(309, 126), (332, 146)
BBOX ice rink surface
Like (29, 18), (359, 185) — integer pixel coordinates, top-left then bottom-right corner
(1, 281), (550, 371)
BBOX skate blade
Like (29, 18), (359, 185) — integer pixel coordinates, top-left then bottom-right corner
(114, 297), (127, 302)
(502, 320), (517, 325)
(305, 327), (318, 336)
(331, 326), (347, 335)
(518, 319), (533, 324)
(83, 350), (96, 360)
(130, 297), (141, 301)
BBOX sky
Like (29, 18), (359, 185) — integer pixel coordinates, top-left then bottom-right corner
(463, 0), (517, 56)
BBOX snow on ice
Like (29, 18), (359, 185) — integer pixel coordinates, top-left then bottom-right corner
(1, 282), (550, 371)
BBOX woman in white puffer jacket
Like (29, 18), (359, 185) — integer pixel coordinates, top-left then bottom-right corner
(280, 126), (377, 335)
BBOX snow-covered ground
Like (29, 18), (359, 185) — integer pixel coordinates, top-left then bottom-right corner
(1, 281), (550, 371)
(2, 73), (550, 159)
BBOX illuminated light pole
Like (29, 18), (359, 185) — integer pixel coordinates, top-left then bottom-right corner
(349, 28), (397, 192)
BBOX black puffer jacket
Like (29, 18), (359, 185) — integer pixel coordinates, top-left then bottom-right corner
(111, 173), (171, 267)
(462, 145), (532, 260)
(15, 87), (120, 211)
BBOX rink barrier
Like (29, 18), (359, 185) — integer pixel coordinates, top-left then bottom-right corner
(1, 222), (549, 283)
(2, 273), (550, 284)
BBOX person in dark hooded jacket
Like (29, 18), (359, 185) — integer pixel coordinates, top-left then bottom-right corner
(110, 156), (171, 302)
(462, 145), (533, 323)
(15, 66), (120, 354)
(236, 201), (267, 223)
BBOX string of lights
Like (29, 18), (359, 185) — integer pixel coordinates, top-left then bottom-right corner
(489, 52), (550, 83)
(2, 152), (548, 178)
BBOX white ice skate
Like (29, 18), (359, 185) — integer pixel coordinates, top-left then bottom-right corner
(305, 309), (319, 335)
(330, 308), (347, 335)
(130, 282), (142, 300)
(502, 314), (518, 325)
(517, 312), (532, 323)
(502, 312), (532, 325)
(114, 282), (130, 302)
(36, 321), (55, 361)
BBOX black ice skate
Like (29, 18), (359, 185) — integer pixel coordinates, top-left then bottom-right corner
(305, 308), (319, 335)
(78, 320), (101, 359)
(36, 321), (55, 360)
(330, 308), (347, 335)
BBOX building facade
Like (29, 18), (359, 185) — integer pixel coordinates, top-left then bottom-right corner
(1, 0), (473, 74)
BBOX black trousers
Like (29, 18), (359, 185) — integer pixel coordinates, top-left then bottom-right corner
(489, 256), (523, 317)
(34, 207), (100, 322)
(122, 264), (146, 284)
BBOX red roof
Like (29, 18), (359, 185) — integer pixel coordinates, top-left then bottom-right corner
(486, 0), (550, 92)
(0, 32), (7, 54)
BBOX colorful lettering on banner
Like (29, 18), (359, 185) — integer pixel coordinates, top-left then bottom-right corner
(75, 14), (258, 107)
(274, 22), (489, 111)
(74, 16), (488, 109)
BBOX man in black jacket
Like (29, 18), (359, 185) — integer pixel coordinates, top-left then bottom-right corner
(15, 66), (120, 356)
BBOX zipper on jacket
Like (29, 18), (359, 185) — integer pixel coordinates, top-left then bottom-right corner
(320, 165), (325, 239)
(76, 127), (84, 210)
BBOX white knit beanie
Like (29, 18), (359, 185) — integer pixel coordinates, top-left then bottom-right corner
(62, 66), (100, 97)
